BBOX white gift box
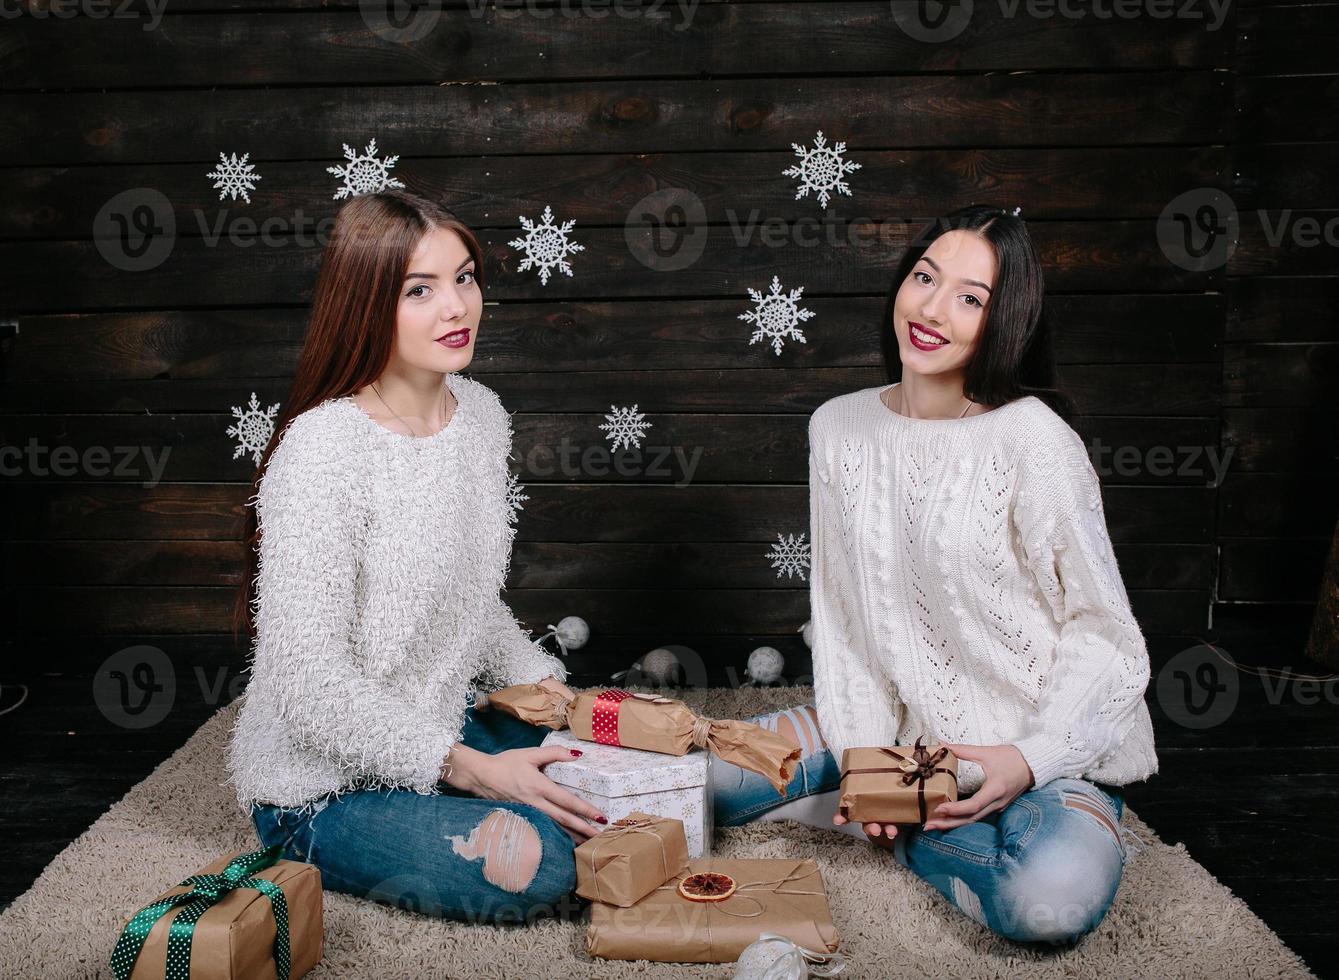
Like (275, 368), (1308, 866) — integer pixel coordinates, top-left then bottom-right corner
(540, 728), (713, 857)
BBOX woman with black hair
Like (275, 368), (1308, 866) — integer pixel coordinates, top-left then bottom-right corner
(714, 205), (1159, 946)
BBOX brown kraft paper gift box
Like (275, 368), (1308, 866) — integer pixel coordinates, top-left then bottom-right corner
(575, 811), (690, 908)
(126, 852), (323, 980)
(586, 858), (839, 963)
(838, 737), (959, 824)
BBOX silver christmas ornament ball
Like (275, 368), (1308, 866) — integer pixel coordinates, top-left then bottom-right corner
(746, 646), (785, 685)
(552, 615), (589, 650)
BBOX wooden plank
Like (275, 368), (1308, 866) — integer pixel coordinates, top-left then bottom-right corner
(1237, 2), (1339, 76)
(1233, 143), (1339, 211)
(1237, 75), (1339, 144)
(2, 294), (1224, 385)
(1218, 472), (1339, 538)
(2, 539), (1215, 591)
(0, 411), (1221, 484)
(4, 584), (1209, 635)
(0, 4), (1234, 91)
(0, 74), (1231, 166)
(4, 146), (1227, 239)
(1230, 211), (1339, 277)
(1227, 277), (1339, 343)
(1222, 408), (1339, 473)
(1218, 538), (1331, 603)
(3, 221), (1215, 313)
(1, 482), (1216, 541)
(1223, 342), (1338, 408)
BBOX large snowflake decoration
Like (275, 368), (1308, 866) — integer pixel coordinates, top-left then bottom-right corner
(782, 130), (862, 209)
(739, 275), (816, 355)
(508, 205), (585, 285)
(506, 472), (529, 524)
(599, 404), (652, 451)
(207, 152), (262, 204)
(327, 138), (406, 200)
(227, 392), (280, 466)
(767, 532), (811, 581)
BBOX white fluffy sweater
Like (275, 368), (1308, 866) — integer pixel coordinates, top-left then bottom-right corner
(227, 373), (566, 812)
(808, 383), (1159, 795)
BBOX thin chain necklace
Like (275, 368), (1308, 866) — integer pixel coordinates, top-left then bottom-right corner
(893, 383), (974, 419)
(370, 381), (449, 438)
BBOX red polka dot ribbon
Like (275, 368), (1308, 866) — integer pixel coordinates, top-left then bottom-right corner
(591, 688), (633, 746)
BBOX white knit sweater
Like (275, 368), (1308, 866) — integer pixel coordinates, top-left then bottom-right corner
(226, 373), (567, 813)
(808, 383), (1159, 795)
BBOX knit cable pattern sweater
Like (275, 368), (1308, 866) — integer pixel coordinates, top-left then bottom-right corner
(226, 373), (566, 813)
(808, 383), (1159, 795)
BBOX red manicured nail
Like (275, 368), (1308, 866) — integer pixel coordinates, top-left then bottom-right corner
(596, 816), (608, 824)
(570, 749), (583, 757)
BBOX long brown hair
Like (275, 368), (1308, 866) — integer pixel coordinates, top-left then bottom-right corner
(230, 190), (485, 644)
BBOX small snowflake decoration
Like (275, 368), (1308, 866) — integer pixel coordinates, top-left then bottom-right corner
(207, 152), (262, 204)
(327, 138), (406, 200)
(599, 404), (651, 451)
(508, 205), (585, 285)
(506, 472), (529, 524)
(739, 275), (816, 355)
(767, 533), (811, 581)
(783, 130), (862, 209)
(227, 392), (280, 466)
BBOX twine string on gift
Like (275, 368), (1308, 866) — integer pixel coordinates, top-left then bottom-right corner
(657, 863), (828, 960)
(690, 713), (715, 750)
(109, 845), (292, 980)
(840, 736), (954, 823)
(586, 816), (672, 905)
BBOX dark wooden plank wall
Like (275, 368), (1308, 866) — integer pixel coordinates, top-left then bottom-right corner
(0, 0), (1325, 689)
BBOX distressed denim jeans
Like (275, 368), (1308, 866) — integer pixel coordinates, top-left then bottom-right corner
(711, 703), (1135, 946)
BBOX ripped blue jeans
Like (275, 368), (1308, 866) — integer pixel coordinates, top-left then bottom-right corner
(710, 704), (1136, 946)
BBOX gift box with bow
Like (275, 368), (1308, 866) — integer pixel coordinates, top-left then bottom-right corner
(586, 858), (839, 963)
(575, 811), (690, 908)
(482, 684), (801, 794)
(110, 845), (323, 980)
(838, 737), (959, 824)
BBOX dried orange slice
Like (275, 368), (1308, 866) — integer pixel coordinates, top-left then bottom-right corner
(677, 871), (737, 902)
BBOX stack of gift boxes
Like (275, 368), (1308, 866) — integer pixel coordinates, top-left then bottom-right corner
(108, 682), (960, 973)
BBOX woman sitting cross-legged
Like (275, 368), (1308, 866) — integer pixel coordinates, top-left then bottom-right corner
(709, 204), (1160, 947)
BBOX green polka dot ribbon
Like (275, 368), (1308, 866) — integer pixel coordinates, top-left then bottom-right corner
(109, 845), (292, 980)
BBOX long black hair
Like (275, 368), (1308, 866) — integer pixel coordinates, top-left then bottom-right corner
(879, 204), (1074, 422)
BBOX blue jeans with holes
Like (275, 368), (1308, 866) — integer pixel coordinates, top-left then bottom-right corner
(250, 705), (577, 925)
(711, 704), (1133, 946)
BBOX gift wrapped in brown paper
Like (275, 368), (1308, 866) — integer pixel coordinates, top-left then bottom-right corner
(481, 685), (801, 794)
(575, 811), (690, 908)
(586, 858), (839, 963)
(838, 736), (959, 824)
(113, 845), (323, 980)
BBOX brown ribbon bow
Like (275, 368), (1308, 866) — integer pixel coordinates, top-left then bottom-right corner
(842, 736), (954, 824)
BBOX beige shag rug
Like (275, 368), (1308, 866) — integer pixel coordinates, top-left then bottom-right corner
(0, 687), (1316, 979)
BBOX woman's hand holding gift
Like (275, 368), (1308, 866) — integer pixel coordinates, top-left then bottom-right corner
(921, 743), (1034, 831)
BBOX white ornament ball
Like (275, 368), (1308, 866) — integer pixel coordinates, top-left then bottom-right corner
(746, 646), (785, 685)
(553, 615), (589, 650)
(639, 647), (680, 685)
(800, 620), (814, 649)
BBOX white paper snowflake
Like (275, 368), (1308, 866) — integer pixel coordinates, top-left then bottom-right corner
(508, 205), (585, 285)
(598, 404), (651, 451)
(327, 138), (406, 200)
(506, 472), (529, 524)
(767, 533), (811, 581)
(207, 152), (262, 204)
(739, 275), (816, 355)
(783, 130), (862, 209)
(227, 392), (280, 466)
